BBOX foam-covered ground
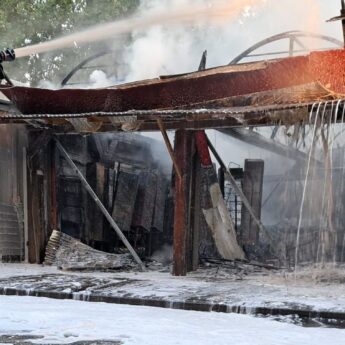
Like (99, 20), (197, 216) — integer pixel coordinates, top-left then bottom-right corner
(1, 295), (345, 345)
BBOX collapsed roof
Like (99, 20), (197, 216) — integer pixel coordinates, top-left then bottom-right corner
(1, 49), (345, 132)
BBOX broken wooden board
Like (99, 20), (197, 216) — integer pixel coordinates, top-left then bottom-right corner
(151, 173), (167, 232)
(111, 164), (140, 232)
(132, 171), (157, 231)
(240, 160), (264, 247)
(202, 168), (245, 261)
(194, 131), (245, 261)
(44, 230), (136, 271)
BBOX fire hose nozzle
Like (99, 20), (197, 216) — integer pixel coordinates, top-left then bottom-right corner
(0, 48), (15, 63)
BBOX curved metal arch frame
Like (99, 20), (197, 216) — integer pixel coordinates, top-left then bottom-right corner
(228, 31), (343, 147)
(229, 31), (343, 65)
(61, 49), (114, 87)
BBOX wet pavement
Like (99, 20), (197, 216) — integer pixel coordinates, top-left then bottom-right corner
(1, 263), (345, 328)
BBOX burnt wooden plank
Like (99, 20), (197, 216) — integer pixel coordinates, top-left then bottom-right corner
(86, 162), (106, 242)
(151, 173), (167, 232)
(112, 164), (139, 232)
(240, 159), (265, 246)
(132, 171), (157, 231)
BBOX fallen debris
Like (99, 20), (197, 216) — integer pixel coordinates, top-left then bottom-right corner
(44, 230), (137, 271)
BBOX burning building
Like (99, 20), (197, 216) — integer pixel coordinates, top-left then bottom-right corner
(1, 2), (345, 276)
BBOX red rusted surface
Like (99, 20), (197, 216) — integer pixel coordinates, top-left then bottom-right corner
(309, 50), (345, 93)
(195, 131), (212, 167)
(2, 49), (345, 115)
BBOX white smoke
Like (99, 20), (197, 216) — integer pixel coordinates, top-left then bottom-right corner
(38, 0), (342, 88)
(89, 70), (115, 88)
(123, 0), (260, 82)
(121, 0), (341, 83)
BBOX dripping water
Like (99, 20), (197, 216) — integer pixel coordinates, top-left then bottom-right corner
(295, 103), (321, 273)
(295, 99), (345, 272)
(339, 104), (345, 262)
(329, 101), (341, 266)
(316, 102), (328, 265)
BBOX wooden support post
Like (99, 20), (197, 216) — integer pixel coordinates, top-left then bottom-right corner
(49, 140), (58, 231)
(191, 154), (202, 271)
(22, 147), (29, 262)
(157, 118), (182, 181)
(173, 129), (194, 276)
(240, 159), (264, 246)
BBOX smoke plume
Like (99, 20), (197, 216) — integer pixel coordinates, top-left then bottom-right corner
(121, 0), (338, 83)
(15, 0), (263, 59)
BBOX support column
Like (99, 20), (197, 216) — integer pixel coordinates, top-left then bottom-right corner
(22, 147), (29, 262)
(49, 140), (58, 231)
(173, 129), (194, 276)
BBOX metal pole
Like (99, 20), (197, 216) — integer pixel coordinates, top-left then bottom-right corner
(55, 139), (146, 271)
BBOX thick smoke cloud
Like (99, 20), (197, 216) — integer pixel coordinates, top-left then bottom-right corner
(122, 0), (341, 83)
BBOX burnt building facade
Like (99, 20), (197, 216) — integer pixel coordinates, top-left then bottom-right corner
(25, 131), (173, 263)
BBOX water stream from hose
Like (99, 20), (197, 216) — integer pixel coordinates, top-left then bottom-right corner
(14, 0), (261, 58)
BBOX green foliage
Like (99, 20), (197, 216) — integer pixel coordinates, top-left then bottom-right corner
(0, 0), (139, 85)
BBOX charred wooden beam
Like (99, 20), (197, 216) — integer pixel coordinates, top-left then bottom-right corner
(28, 130), (53, 161)
(240, 160), (264, 247)
(157, 118), (182, 180)
(22, 147), (29, 262)
(48, 140), (58, 230)
(174, 54), (209, 273)
(173, 130), (194, 276)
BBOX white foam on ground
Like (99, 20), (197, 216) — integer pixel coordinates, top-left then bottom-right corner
(0, 295), (344, 345)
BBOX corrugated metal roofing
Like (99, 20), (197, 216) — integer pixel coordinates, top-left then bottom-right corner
(0, 49), (344, 132)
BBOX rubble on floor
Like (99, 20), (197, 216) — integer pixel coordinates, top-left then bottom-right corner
(44, 230), (137, 271)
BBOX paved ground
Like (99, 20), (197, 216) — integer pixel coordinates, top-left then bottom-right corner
(1, 263), (345, 322)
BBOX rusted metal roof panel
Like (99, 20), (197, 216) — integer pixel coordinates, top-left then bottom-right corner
(0, 53), (319, 114)
(0, 49), (344, 132)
